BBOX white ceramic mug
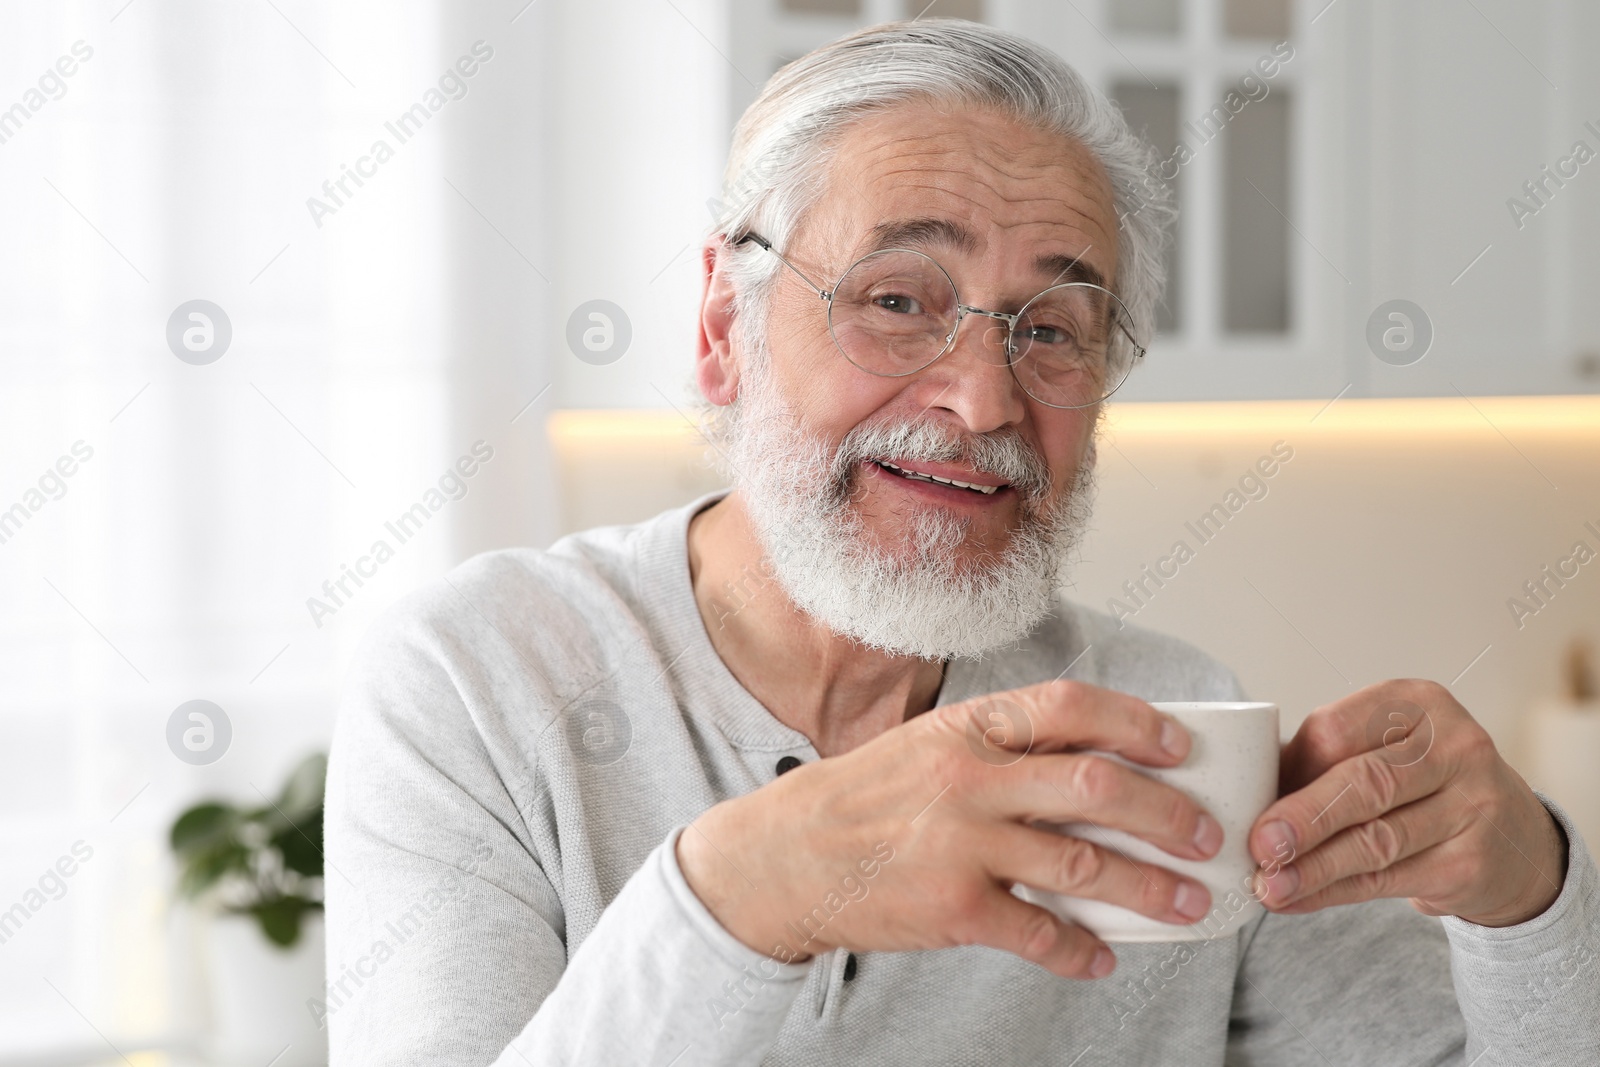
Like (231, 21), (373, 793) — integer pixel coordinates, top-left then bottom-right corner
(1013, 701), (1280, 942)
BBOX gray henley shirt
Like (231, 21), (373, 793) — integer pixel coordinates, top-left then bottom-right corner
(325, 492), (1600, 1065)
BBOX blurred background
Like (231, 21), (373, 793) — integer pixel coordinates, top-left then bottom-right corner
(2, 0), (1597, 1063)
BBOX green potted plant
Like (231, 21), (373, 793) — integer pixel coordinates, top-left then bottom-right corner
(170, 751), (327, 944)
(170, 752), (329, 1066)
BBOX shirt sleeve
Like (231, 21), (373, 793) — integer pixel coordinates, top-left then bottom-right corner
(1226, 793), (1600, 1066)
(1437, 792), (1600, 1064)
(501, 825), (813, 1065)
(324, 604), (811, 1067)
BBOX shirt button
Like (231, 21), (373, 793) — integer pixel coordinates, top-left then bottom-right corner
(842, 953), (858, 982)
(775, 755), (803, 776)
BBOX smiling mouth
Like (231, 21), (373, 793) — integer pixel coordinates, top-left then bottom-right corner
(872, 460), (1006, 496)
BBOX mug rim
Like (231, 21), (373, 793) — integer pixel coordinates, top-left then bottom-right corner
(1150, 701), (1278, 713)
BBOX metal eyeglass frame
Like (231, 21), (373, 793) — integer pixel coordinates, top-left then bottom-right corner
(733, 231), (1146, 409)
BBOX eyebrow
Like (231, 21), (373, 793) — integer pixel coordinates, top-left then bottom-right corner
(866, 216), (978, 256)
(863, 215), (1108, 291)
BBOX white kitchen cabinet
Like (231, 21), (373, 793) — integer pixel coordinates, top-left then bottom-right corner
(726, 0), (1600, 400)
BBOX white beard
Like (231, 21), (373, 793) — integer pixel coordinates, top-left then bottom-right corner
(714, 352), (1097, 661)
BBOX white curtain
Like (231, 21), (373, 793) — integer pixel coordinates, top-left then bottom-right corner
(0, 0), (562, 1056)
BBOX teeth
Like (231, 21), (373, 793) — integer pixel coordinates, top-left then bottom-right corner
(877, 460), (1001, 495)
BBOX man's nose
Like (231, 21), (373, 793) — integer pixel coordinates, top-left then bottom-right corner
(905, 310), (1028, 435)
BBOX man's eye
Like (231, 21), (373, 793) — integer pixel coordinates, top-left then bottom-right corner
(1023, 323), (1072, 344)
(873, 293), (923, 314)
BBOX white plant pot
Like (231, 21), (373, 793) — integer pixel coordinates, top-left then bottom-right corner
(203, 910), (328, 1067)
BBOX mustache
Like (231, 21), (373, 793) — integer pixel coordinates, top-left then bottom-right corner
(829, 418), (1055, 505)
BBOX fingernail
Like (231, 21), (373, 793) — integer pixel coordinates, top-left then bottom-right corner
(1193, 813), (1223, 856)
(1160, 718), (1188, 759)
(1259, 819), (1296, 857)
(1263, 864), (1300, 904)
(1089, 947), (1116, 978)
(1174, 881), (1209, 921)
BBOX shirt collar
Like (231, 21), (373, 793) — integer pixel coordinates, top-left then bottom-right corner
(631, 489), (1092, 750)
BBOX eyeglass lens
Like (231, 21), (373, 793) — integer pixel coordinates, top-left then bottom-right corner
(824, 248), (1138, 408)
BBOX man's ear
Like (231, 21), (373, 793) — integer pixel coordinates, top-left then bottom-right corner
(696, 237), (741, 407)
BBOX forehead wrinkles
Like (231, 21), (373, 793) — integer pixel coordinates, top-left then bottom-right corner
(856, 126), (1098, 197)
(855, 115), (1110, 207)
(821, 111), (1119, 272)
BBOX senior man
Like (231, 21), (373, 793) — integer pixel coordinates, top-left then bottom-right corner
(326, 19), (1599, 1066)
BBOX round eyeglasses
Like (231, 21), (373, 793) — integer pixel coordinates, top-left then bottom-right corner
(734, 232), (1146, 410)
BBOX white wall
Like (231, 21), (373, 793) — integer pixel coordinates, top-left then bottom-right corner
(550, 0), (731, 412)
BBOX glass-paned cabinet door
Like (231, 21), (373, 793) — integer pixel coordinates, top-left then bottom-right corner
(1103, 0), (1304, 375)
(730, 0), (1598, 398)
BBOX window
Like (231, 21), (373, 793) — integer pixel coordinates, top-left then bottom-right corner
(1110, 0), (1182, 37)
(1105, 0), (1299, 340)
(1112, 81), (1185, 332)
(731, 0), (1315, 399)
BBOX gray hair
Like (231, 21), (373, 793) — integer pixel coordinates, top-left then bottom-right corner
(710, 18), (1172, 364)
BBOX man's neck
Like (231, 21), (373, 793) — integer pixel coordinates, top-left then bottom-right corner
(686, 493), (945, 758)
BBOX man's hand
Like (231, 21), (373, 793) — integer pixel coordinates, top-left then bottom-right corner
(1250, 679), (1569, 927)
(676, 681), (1226, 980)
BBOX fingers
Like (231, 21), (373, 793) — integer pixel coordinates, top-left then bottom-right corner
(1002, 752), (1223, 861)
(1278, 680), (1453, 792)
(1276, 693), (1372, 792)
(970, 885), (1117, 980)
(1249, 743), (1451, 871)
(974, 679), (1192, 768)
(940, 682), (1220, 861)
(1266, 843), (1457, 915)
(985, 822), (1214, 926)
(1253, 792), (1464, 908)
